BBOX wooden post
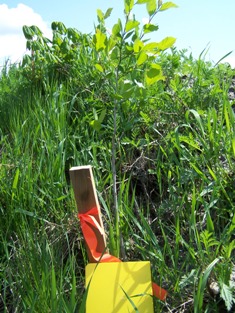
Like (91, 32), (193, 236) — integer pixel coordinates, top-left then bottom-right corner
(69, 165), (107, 262)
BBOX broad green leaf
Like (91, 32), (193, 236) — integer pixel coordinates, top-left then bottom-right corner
(53, 34), (63, 46)
(110, 46), (119, 61)
(156, 36), (176, 50)
(90, 120), (102, 132)
(133, 39), (144, 53)
(125, 43), (133, 52)
(22, 25), (34, 40)
(136, 0), (151, 3)
(159, 1), (178, 11)
(112, 23), (121, 36)
(143, 42), (159, 52)
(51, 22), (67, 34)
(147, 0), (157, 15)
(107, 37), (116, 52)
(93, 29), (107, 51)
(67, 28), (80, 42)
(124, 0), (134, 14)
(95, 63), (104, 72)
(143, 23), (159, 34)
(145, 64), (164, 85)
(26, 40), (32, 51)
(118, 18), (123, 33)
(97, 9), (104, 22)
(124, 30), (135, 40)
(104, 8), (113, 19)
(137, 51), (148, 65)
(125, 20), (140, 32)
(31, 25), (43, 36)
(120, 80), (135, 99)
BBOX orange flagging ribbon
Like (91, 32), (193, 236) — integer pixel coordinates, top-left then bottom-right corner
(79, 207), (167, 301)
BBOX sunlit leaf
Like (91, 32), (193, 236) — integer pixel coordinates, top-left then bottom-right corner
(143, 23), (159, 34)
(104, 8), (113, 19)
(159, 1), (178, 11)
(93, 29), (107, 51)
(120, 80), (135, 99)
(156, 36), (176, 50)
(124, 0), (134, 14)
(90, 120), (102, 131)
(107, 37), (116, 52)
(137, 51), (148, 65)
(95, 64), (104, 72)
(133, 39), (144, 53)
(112, 23), (121, 36)
(145, 64), (164, 85)
(147, 0), (157, 15)
(97, 9), (104, 22)
(143, 42), (159, 51)
(136, 0), (151, 3)
(125, 20), (140, 32)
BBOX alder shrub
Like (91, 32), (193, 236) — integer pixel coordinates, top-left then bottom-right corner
(22, 0), (178, 258)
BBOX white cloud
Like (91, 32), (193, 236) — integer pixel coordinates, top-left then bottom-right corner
(0, 3), (51, 65)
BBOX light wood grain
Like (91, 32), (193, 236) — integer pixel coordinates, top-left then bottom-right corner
(69, 165), (107, 262)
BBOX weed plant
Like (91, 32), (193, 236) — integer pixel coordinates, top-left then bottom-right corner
(0, 1), (235, 312)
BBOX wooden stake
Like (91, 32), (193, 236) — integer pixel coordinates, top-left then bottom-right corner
(69, 166), (107, 262)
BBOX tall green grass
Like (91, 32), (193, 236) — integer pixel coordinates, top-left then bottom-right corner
(1, 50), (235, 312)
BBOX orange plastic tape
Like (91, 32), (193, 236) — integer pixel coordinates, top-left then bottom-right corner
(78, 207), (167, 301)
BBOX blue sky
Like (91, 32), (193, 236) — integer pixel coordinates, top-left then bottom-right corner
(1, 0), (235, 66)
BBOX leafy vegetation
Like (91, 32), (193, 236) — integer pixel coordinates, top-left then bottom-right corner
(0, 0), (235, 312)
